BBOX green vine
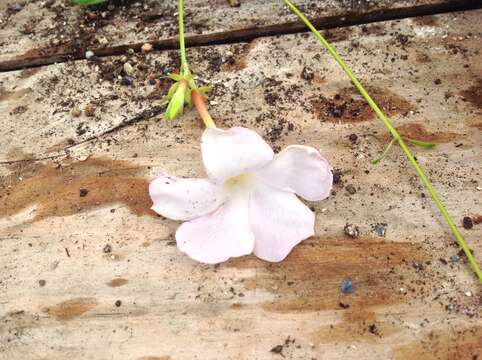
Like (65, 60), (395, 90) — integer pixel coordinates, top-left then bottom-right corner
(283, 0), (482, 281)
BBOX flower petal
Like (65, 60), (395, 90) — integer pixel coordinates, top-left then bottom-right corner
(149, 174), (225, 221)
(201, 127), (274, 183)
(176, 194), (254, 264)
(256, 145), (333, 201)
(250, 182), (314, 262)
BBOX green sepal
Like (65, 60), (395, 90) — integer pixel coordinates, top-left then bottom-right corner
(168, 73), (183, 82)
(161, 70), (207, 120)
(164, 81), (187, 120)
(161, 82), (179, 104)
(196, 86), (211, 100)
(187, 76), (197, 90)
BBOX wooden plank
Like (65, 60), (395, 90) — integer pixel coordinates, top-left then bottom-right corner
(0, 0), (481, 69)
(1, 10), (482, 359)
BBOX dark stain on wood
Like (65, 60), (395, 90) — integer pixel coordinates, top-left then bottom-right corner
(0, 87), (31, 102)
(394, 123), (461, 143)
(106, 278), (129, 287)
(323, 27), (355, 42)
(227, 237), (427, 313)
(361, 24), (386, 36)
(0, 157), (154, 221)
(312, 309), (399, 344)
(312, 86), (413, 123)
(47, 297), (97, 321)
(18, 68), (40, 79)
(461, 78), (482, 109)
(472, 214), (482, 225)
(394, 326), (482, 359)
(415, 52), (431, 63)
(221, 42), (255, 72)
(413, 15), (439, 26)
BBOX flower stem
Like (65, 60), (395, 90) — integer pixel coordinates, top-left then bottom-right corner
(192, 90), (216, 128)
(283, 0), (482, 282)
(178, 0), (188, 76)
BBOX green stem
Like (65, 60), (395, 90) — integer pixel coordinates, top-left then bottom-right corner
(178, 0), (189, 76)
(283, 0), (482, 282)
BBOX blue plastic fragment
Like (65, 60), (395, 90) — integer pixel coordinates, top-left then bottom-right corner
(340, 278), (354, 294)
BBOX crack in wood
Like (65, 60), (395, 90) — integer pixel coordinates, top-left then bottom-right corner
(0, 0), (481, 72)
(0, 106), (165, 164)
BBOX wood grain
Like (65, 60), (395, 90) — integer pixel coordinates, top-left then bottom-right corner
(0, 10), (481, 360)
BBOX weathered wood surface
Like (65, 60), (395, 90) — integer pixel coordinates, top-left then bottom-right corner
(1, 9), (482, 360)
(0, 0), (480, 68)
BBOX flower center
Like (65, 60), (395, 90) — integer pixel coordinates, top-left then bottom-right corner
(223, 173), (253, 195)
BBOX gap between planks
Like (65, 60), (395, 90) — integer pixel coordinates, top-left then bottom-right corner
(1, 0), (481, 72)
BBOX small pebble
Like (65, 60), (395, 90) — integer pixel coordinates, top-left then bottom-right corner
(121, 76), (134, 86)
(348, 133), (358, 143)
(374, 223), (386, 237)
(450, 255), (460, 263)
(115, 300), (122, 307)
(344, 223), (360, 238)
(340, 278), (354, 294)
(300, 66), (314, 81)
(141, 43), (153, 53)
(462, 216), (473, 230)
(464, 291), (472, 297)
(332, 169), (342, 184)
(84, 104), (95, 117)
(123, 62), (134, 76)
(8, 3), (23, 12)
(412, 261), (425, 272)
(446, 303), (456, 311)
(79, 188), (89, 197)
(98, 36), (109, 45)
(85, 50), (95, 60)
(227, 0), (241, 7)
(345, 184), (356, 195)
(38, 280), (46, 287)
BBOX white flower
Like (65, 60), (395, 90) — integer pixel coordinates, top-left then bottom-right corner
(149, 127), (333, 263)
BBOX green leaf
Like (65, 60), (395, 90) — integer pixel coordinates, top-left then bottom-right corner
(72, 0), (108, 6)
(372, 138), (396, 165)
(406, 138), (436, 149)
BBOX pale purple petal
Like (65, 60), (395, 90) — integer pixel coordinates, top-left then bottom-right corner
(250, 182), (314, 262)
(256, 145), (332, 201)
(176, 194), (254, 264)
(149, 174), (225, 221)
(201, 127), (274, 183)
